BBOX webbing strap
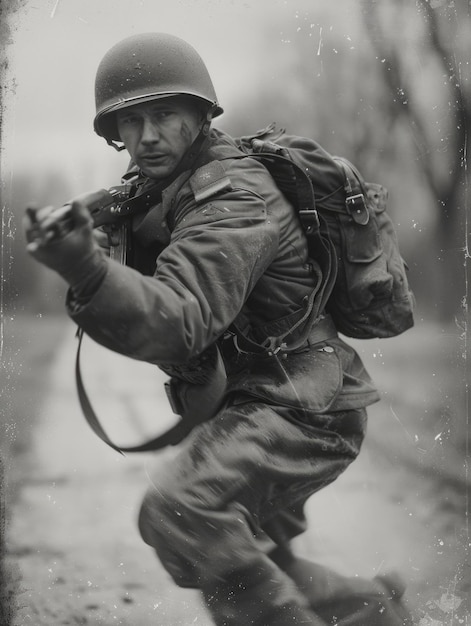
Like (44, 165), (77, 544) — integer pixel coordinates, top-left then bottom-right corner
(224, 148), (338, 353)
(75, 329), (192, 454)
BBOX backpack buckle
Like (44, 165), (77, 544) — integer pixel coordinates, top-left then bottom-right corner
(298, 209), (320, 234)
(346, 193), (369, 225)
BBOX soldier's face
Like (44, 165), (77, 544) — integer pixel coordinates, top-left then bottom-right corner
(116, 98), (204, 180)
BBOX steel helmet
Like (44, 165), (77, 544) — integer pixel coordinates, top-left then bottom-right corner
(93, 32), (223, 143)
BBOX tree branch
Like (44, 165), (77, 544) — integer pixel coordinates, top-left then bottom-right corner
(361, 0), (441, 198)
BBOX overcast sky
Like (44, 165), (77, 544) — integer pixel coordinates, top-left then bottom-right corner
(3, 0), (361, 185)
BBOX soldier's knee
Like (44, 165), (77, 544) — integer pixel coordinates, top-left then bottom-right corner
(138, 486), (198, 587)
(137, 487), (163, 548)
(138, 483), (187, 548)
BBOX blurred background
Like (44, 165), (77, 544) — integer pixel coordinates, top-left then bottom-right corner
(0, 0), (470, 624)
(2, 0), (469, 317)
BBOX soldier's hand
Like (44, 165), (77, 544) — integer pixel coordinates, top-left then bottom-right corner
(24, 200), (105, 287)
(92, 227), (111, 254)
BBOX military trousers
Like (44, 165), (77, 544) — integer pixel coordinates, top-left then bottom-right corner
(137, 394), (410, 625)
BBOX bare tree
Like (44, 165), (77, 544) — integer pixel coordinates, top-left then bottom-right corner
(361, 0), (470, 319)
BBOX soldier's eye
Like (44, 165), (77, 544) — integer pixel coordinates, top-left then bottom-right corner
(118, 114), (139, 126)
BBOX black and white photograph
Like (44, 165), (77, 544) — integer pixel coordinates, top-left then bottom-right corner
(1, 1), (469, 624)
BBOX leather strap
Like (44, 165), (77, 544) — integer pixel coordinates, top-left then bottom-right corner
(75, 329), (193, 454)
(331, 157), (370, 226)
(75, 314), (338, 454)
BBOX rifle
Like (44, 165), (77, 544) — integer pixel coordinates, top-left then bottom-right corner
(27, 182), (195, 454)
(26, 185), (132, 265)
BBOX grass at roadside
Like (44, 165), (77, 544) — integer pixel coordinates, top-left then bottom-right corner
(1, 313), (69, 481)
(0, 311), (69, 626)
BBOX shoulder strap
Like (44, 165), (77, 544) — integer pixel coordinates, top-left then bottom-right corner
(332, 157), (370, 225)
(217, 145), (337, 352)
(248, 147), (338, 339)
(74, 329), (192, 454)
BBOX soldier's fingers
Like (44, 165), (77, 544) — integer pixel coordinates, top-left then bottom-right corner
(92, 229), (110, 249)
(69, 200), (93, 228)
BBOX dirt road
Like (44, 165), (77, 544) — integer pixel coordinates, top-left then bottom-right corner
(4, 319), (470, 625)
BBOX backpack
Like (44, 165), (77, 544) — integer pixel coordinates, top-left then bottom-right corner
(236, 126), (414, 339)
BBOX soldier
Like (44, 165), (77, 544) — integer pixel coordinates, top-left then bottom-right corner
(24, 33), (412, 625)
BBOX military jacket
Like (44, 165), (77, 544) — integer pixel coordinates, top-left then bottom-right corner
(68, 128), (379, 413)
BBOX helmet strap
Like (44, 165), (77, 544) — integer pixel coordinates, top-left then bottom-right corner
(202, 104), (218, 135)
(178, 122), (211, 171)
(202, 119), (211, 136)
(106, 138), (127, 152)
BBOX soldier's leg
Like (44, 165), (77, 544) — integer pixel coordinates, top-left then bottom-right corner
(262, 489), (412, 623)
(138, 401), (364, 625)
(269, 543), (411, 624)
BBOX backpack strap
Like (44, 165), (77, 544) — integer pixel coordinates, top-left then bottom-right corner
(332, 157), (370, 226)
(206, 145), (338, 354)
(246, 145), (338, 350)
(250, 139), (319, 229)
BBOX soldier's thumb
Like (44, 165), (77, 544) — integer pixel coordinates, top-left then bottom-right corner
(69, 200), (93, 229)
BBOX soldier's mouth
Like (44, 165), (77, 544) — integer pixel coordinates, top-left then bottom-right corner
(141, 154), (167, 164)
